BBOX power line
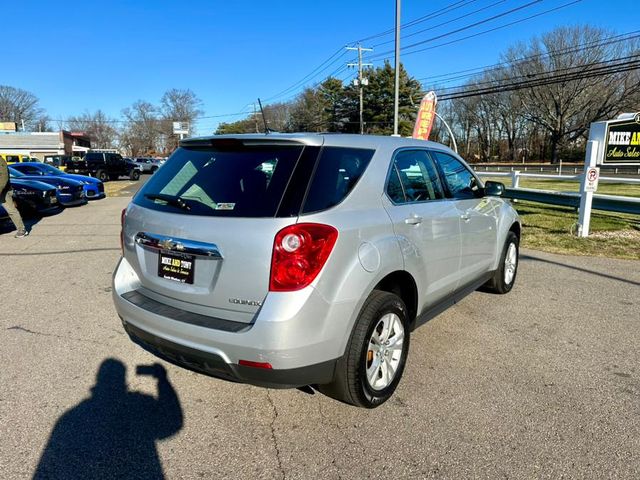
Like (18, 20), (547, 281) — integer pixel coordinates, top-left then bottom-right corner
(418, 30), (640, 85)
(368, 0), (582, 63)
(431, 53), (640, 94)
(222, 0), (586, 124)
(262, 48), (348, 103)
(372, 0), (508, 48)
(352, 0), (480, 44)
(259, 0), (485, 106)
(436, 59), (640, 100)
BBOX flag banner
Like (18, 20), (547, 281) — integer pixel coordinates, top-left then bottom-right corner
(412, 91), (437, 140)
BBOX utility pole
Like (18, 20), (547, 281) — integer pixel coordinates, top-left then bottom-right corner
(347, 44), (373, 134)
(393, 0), (401, 136)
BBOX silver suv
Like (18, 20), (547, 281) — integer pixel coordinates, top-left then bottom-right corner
(113, 134), (520, 408)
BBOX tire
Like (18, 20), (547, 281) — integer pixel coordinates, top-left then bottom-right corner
(129, 170), (140, 181)
(151, 166), (158, 173)
(319, 290), (410, 408)
(484, 231), (519, 294)
(96, 170), (109, 182)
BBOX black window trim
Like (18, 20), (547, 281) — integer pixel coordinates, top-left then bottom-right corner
(384, 147), (449, 206)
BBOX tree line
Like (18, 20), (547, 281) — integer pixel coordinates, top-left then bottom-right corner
(0, 87), (203, 157)
(2, 25), (638, 162)
(218, 25), (639, 163)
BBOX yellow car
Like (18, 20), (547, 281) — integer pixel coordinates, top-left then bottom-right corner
(0, 153), (35, 164)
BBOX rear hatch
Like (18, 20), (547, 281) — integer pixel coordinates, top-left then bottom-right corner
(122, 137), (375, 324)
(123, 140), (316, 323)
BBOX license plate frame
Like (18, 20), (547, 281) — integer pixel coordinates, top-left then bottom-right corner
(157, 250), (196, 284)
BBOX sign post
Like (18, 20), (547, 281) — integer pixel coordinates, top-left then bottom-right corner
(172, 121), (189, 140)
(577, 141), (599, 237)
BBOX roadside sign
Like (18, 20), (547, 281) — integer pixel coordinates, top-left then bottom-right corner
(588, 112), (640, 165)
(0, 121), (17, 132)
(172, 122), (189, 135)
(584, 167), (600, 192)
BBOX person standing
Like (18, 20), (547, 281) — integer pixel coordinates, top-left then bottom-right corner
(0, 155), (28, 237)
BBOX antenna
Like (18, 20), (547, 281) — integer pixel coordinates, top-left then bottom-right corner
(257, 98), (270, 134)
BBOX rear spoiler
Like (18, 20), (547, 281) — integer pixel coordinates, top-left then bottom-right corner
(179, 135), (323, 148)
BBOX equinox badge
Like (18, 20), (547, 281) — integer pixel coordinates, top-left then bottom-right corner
(229, 298), (263, 307)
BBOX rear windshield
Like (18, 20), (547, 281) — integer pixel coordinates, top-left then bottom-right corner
(134, 145), (304, 217)
(134, 144), (374, 217)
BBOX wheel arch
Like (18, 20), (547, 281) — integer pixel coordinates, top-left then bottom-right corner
(509, 220), (521, 240)
(372, 270), (418, 323)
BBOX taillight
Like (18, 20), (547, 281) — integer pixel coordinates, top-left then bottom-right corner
(120, 208), (126, 255)
(269, 223), (338, 292)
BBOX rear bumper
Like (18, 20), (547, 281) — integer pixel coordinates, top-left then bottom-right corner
(122, 321), (337, 388)
(112, 256), (354, 387)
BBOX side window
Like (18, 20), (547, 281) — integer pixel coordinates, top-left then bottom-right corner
(302, 147), (374, 214)
(431, 151), (478, 200)
(24, 166), (41, 175)
(387, 150), (444, 204)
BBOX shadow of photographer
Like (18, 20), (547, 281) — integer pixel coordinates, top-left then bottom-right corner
(33, 358), (183, 480)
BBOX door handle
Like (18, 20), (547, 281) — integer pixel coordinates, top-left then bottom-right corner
(404, 215), (423, 225)
(460, 213), (471, 222)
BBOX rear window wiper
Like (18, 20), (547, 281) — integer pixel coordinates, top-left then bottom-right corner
(144, 193), (191, 211)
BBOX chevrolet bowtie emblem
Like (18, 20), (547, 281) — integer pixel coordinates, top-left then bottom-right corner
(159, 238), (176, 250)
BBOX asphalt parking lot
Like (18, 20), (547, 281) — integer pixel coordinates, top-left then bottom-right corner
(1, 192), (639, 479)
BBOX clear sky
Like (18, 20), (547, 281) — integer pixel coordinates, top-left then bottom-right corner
(2, 0), (638, 133)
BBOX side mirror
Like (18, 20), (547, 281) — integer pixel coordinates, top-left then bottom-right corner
(484, 180), (505, 197)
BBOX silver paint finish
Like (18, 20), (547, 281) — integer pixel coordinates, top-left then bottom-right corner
(113, 133), (520, 374)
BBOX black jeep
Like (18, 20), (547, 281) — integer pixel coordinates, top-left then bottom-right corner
(69, 152), (140, 182)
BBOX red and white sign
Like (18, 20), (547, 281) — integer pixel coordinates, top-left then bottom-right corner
(412, 91), (437, 140)
(584, 167), (600, 193)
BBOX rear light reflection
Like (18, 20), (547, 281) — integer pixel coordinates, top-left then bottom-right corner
(120, 208), (126, 255)
(239, 360), (273, 369)
(269, 223), (338, 292)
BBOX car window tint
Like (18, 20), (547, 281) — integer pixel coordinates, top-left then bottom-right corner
(431, 151), (477, 200)
(390, 150), (444, 203)
(302, 147), (374, 214)
(135, 145), (303, 217)
(386, 166), (405, 203)
(20, 165), (41, 174)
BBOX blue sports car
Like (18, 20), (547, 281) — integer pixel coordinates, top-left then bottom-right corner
(9, 167), (86, 207)
(1, 177), (60, 221)
(10, 162), (105, 200)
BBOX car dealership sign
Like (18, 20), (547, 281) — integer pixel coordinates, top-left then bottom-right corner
(588, 113), (640, 165)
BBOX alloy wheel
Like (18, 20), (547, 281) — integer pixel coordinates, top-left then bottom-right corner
(365, 313), (405, 391)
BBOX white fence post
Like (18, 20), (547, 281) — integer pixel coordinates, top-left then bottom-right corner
(577, 140), (598, 237)
(511, 170), (520, 188)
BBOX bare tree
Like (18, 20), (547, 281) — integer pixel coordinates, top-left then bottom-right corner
(34, 114), (53, 133)
(159, 89), (203, 151)
(507, 26), (640, 163)
(0, 85), (44, 130)
(121, 101), (161, 156)
(66, 110), (118, 149)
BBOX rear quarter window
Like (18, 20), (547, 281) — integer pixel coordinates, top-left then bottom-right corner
(302, 147), (374, 214)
